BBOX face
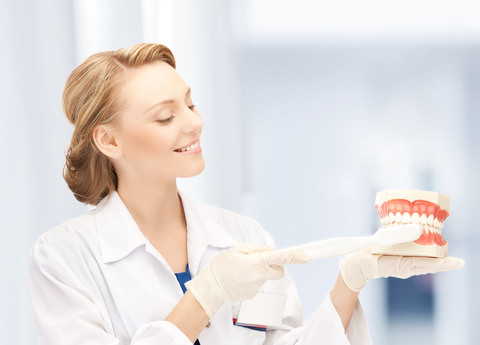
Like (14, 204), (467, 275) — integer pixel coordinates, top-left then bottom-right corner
(111, 62), (204, 182)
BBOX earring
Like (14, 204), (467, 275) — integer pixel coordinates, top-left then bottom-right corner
(114, 153), (119, 157)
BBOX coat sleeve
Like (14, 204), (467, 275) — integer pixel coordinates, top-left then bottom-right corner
(249, 221), (372, 345)
(292, 294), (371, 345)
(262, 275), (372, 345)
(29, 239), (192, 345)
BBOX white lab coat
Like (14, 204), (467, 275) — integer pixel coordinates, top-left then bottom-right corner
(29, 190), (372, 345)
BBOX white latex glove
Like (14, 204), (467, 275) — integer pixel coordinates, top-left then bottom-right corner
(340, 250), (465, 292)
(185, 243), (310, 319)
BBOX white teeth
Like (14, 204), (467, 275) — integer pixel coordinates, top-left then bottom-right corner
(427, 214), (434, 225)
(412, 213), (420, 224)
(178, 141), (199, 152)
(381, 212), (444, 235)
(381, 211), (445, 236)
(395, 212), (402, 223)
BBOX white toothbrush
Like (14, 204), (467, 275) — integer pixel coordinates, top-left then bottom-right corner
(278, 224), (423, 261)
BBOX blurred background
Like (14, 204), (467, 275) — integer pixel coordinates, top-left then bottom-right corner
(1, 0), (478, 344)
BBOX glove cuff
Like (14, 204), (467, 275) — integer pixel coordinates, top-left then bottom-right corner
(339, 257), (365, 292)
(185, 268), (226, 320)
(339, 251), (381, 292)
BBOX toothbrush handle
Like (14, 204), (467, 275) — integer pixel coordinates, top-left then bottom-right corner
(279, 237), (371, 260)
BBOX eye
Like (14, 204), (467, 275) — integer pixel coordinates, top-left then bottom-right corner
(188, 104), (197, 111)
(156, 114), (175, 124)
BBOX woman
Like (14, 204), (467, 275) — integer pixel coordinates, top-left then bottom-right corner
(29, 43), (464, 345)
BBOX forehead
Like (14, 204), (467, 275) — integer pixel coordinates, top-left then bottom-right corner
(118, 62), (188, 108)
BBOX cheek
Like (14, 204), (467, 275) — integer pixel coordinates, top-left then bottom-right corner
(122, 126), (174, 158)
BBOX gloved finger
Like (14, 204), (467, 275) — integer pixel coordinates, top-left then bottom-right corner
(378, 255), (465, 279)
(265, 265), (285, 280)
(264, 249), (311, 266)
(409, 256), (465, 275)
(231, 243), (274, 254)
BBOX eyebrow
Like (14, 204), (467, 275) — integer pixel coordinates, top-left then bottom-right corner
(143, 87), (192, 115)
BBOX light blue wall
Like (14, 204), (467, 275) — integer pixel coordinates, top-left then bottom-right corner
(234, 44), (478, 344)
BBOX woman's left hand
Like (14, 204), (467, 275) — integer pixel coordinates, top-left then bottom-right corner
(339, 250), (465, 292)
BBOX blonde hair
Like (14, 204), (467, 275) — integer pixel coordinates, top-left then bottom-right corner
(62, 43), (176, 205)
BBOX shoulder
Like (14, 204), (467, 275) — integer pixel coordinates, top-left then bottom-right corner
(28, 211), (109, 310)
(29, 211), (98, 265)
(195, 201), (276, 246)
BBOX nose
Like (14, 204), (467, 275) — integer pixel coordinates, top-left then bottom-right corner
(181, 105), (203, 134)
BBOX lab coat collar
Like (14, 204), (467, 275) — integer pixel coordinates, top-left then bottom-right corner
(92, 191), (147, 264)
(92, 190), (237, 265)
(178, 190), (238, 276)
(178, 190), (238, 249)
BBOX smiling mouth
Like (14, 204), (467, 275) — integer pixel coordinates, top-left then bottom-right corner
(174, 140), (200, 152)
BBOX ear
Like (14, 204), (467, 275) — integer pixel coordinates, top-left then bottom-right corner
(93, 125), (121, 159)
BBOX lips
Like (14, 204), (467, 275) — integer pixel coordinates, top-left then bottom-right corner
(174, 139), (200, 152)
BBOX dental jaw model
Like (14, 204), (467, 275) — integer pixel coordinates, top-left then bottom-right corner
(373, 189), (450, 258)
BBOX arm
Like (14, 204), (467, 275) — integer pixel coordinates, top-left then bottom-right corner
(263, 270), (371, 345)
(30, 239), (303, 345)
(250, 223), (370, 345)
(29, 242), (193, 345)
(330, 273), (360, 332)
(165, 291), (209, 343)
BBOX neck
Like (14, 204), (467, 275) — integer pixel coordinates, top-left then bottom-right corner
(116, 177), (185, 238)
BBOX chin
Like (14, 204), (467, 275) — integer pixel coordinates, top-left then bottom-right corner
(178, 161), (205, 178)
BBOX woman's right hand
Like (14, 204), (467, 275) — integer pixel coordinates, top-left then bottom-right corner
(185, 243), (309, 319)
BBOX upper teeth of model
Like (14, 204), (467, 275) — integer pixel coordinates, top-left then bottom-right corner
(178, 141), (199, 152)
(381, 212), (444, 233)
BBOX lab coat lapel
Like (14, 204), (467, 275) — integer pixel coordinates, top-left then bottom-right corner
(179, 191), (238, 276)
(91, 192), (183, 335)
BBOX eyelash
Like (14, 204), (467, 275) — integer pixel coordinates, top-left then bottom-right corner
(156, 105), (197, 124)
(156, 116), (175, 124)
